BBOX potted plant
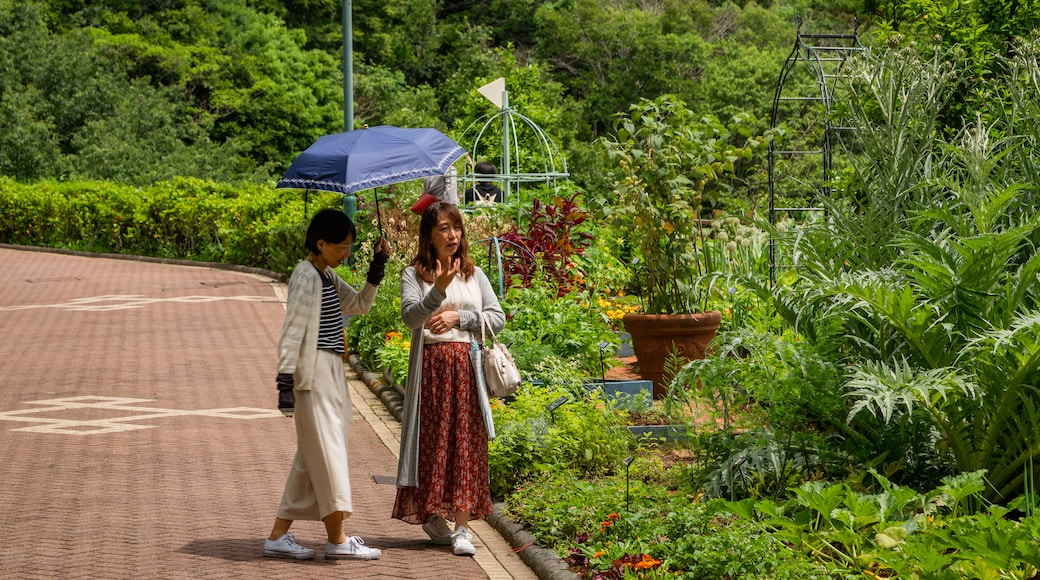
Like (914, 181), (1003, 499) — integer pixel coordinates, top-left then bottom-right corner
(602, 95), (768, 395)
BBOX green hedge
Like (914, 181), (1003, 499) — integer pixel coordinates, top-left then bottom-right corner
(0, 177), (342, 274)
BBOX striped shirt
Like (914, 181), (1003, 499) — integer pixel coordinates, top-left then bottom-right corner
(316, 271), (344, 354)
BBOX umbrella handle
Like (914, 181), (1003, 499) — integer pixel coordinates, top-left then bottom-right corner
(374, 187), (385, 239)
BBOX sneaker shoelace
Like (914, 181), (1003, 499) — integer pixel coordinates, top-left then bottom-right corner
(282, 533), (305, 551)
(345, 536), (367, 549)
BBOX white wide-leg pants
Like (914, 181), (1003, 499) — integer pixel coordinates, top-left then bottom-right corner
(276, 349), (354, 521)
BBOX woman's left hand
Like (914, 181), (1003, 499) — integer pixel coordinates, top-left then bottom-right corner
(425, 308), (460, 334)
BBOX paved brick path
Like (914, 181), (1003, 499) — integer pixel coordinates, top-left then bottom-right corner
(0, 247), (537, 580)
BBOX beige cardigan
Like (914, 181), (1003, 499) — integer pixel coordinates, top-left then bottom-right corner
(277, 260), (378, 390)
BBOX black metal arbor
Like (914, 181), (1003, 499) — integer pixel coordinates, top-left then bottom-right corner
(768, 19), (864, 283)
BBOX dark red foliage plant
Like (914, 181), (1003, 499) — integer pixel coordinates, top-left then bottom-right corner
(497, 193), (594, 296)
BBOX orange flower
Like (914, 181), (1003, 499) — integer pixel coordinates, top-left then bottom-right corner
(607, 513), (620, 520)
(593, 551), (605, 558)
(632, 554), (662, 570)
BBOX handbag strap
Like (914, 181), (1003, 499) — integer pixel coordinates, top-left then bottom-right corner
(480, 311), (499, 345)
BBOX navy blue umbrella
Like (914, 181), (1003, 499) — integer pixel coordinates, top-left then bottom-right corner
(277, 125), (466, 195)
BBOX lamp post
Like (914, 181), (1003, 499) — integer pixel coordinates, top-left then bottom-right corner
(342, 0), (357, 220)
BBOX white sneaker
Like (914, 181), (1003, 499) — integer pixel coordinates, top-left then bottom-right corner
(422, 515), (453, 545)
(325, 536), (382, 560)
(263, 532), (315, 560)
(451, 527), (476, 557)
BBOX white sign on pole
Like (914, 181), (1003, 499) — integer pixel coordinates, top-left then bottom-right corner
(477, 77), (506, 109)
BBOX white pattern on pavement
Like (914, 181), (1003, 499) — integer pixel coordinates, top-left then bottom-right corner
(0, 396), (282, 435)
(0, 294), (276, 312)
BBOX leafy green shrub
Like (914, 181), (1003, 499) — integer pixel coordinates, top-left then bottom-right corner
(0, 177), (343, 275)
(488, 377), (630, 497)
(499, 277), (620, 378)
(507, 469), (845, 579)
(0, 179), (98, 248)
(671, 325), (846, 433)
(689, 428), (844, 503)
(59, 182), (144, 253)
(725, 469), (1040, 578)
(137, 179), (230, 260)
(263, 217), (309, 276)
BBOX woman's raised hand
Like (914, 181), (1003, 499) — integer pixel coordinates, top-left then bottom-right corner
(433, 257), (459, 293)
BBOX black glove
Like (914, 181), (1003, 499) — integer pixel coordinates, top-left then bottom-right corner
(366, 251), (390, 286)
(276, 373), (295, 417)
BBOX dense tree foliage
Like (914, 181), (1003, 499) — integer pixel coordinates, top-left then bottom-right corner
(3, 0), (1039, 193)
(0, 0), (341, 184)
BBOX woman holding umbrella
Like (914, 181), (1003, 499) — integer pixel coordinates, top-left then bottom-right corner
(392, 202), (504, 557)
(263, 208), (391, 562)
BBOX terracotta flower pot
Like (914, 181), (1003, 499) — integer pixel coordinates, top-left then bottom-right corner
(622, 311), (722, 398)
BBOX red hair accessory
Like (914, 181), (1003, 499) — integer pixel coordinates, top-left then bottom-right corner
(410, 192), (439, 214)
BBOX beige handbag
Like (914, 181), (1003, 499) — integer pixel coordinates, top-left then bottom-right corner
(480, 313), (521, 398)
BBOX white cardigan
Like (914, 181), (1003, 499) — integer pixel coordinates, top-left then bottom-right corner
(277, 260), (378, 391)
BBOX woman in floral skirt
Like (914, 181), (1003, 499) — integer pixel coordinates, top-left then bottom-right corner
(392, 202), (505, 556)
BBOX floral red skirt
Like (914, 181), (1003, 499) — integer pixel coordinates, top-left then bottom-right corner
(392, 341), (492, 525)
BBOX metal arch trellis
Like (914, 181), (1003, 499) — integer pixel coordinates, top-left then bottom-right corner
(458, 88), (570, 291)
(767, 17), (865, 285)
(457, 97), (570, 205)
(470, 236), (538, 299)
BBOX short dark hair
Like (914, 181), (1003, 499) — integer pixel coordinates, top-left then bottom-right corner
(474, 161), (497, 176)
(304, 209), (356, 254)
